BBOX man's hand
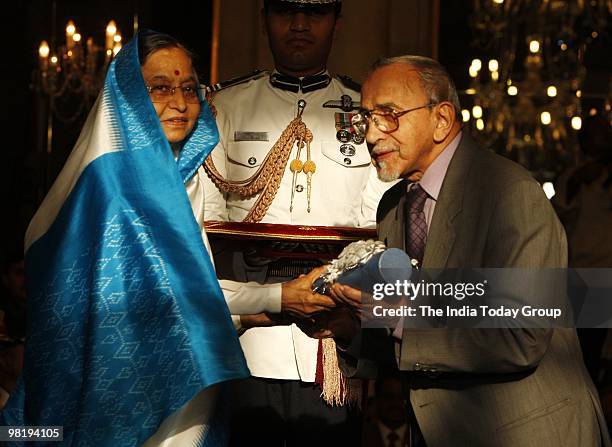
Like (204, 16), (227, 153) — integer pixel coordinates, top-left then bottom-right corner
(329, 283), (362, 309)
(296, 306), (359, 344)
(331, 283), (383, 323)
(281, 266), (337, 318)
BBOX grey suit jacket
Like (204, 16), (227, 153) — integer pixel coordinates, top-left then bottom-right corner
(341, 134), (610, 446)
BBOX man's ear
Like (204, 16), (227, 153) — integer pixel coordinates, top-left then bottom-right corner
(333, 16), (344, 37)
(433, 102), (456, 143)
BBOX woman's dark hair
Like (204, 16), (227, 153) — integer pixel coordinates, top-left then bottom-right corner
(137, 30), (197, 67)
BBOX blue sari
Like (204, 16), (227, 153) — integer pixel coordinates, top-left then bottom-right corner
(2, 33), (248, 446)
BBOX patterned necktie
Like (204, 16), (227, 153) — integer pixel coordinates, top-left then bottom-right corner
(405, 183), (428, 264)
(387, 430), (400, 447)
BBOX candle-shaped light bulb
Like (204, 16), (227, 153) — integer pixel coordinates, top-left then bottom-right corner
(66, 20), (76, 50)
(39, 40), (50, 71)
(106, 20), (117, 51)
(106, 20), (117, 36)
(66, 21), (76, 36)
(529, 40), (540, 53)
(73, 33), (82, 43)
(488, 59), (499, 72)
(39, 41), (50, 58)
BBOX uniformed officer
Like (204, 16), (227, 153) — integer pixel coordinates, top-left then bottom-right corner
(202, 0), (392, 445)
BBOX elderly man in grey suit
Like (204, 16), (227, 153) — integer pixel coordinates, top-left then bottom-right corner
(302, 56), (611, 446)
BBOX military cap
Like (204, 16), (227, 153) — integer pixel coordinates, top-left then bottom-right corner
(271, 0), (341, 3)
(264, 0), (342, 16)
(265, 0), (342, 7)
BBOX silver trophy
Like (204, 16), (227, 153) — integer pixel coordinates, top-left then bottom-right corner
(312, 240), (413, 295)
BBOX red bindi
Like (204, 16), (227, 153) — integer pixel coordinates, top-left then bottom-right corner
(174, 70), (180, 76)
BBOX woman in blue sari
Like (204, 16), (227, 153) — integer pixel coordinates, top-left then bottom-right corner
(2, 31), (249, 446)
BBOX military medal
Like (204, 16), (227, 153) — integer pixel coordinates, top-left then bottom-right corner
(340, 144), (356, 156)
(334, 111), (359, 150)
(336, 129), (351, 143)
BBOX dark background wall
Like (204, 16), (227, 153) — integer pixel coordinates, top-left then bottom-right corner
(0, 1), (609, 264)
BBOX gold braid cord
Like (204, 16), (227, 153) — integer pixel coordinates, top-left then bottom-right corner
(204, 116), (313, 223)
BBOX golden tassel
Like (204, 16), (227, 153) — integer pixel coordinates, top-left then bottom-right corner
(320, 338), (362, 407)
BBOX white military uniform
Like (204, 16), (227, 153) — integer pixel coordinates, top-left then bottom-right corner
(203, 70), (392, 382)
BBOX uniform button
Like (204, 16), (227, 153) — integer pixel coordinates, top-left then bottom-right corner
(248, 157), (257, 166)
(295, 185), (304, 192)
(344, 158), (352, 165)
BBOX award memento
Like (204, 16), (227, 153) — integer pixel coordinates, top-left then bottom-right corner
(352, 133), (365, 145)
(312, 239), (413, 295)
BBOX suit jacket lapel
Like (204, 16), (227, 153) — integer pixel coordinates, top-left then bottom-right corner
(378, 179), (408, 250)
(423, 134), (477, 268)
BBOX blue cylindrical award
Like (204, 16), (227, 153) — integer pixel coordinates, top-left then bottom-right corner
(312, 240), (413, 294)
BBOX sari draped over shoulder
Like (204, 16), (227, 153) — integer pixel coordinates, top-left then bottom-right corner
(2, 32), (248, 446)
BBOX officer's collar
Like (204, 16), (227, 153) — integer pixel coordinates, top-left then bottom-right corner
(270, 69), (331, 93)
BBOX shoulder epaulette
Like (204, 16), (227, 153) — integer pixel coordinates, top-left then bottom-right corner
(206, 70), (268, 94)
(336, 74), (362, 93)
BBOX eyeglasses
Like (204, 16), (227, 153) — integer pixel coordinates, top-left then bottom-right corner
(146, 83), (201, 104)
(351, 103), (437, 137)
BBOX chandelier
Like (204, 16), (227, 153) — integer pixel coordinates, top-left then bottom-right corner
(461, 0), (610, 180)
(36, 19), (123, 153)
